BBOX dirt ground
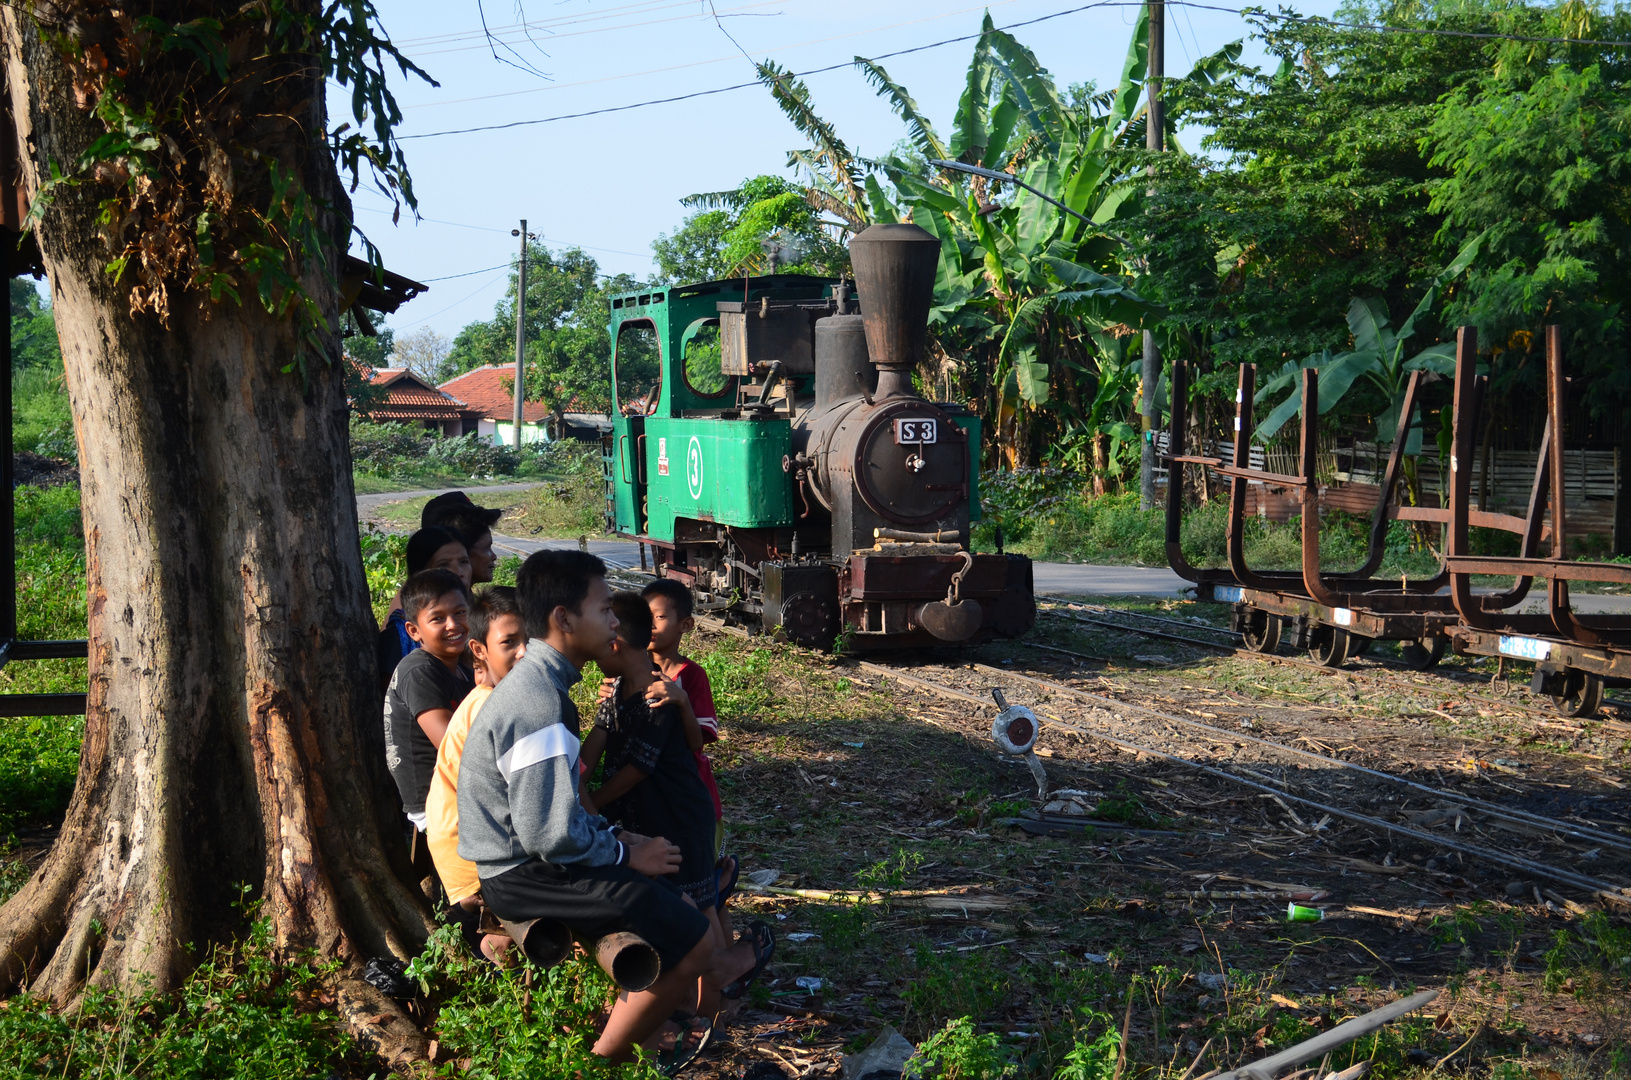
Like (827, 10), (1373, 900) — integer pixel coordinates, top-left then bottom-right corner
(683, 597), (1631, 1079)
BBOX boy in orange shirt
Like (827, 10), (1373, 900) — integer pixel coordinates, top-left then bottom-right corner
(426, 586), (527, 962)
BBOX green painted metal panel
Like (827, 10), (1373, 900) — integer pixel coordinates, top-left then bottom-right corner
(641, 418), (793, 539)
(609, 415), (643, 534)
(954, 414), (983, 521)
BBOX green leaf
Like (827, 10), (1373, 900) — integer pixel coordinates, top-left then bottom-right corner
(984, 82), (1023, 171)
(949, 19), (995, 162)
(856, 59), (948, 162)
(864, 175), (900, 224)
(1107, 3), (1150, 132)
(985, 28), (1067, 148)
(1314, 351), (1380, 413)
(1013, 347), (1050, 405)
(1346, 296), (1392, 355)
(1014, 160), (1060, 255)
(1397, 229), (1486, 344)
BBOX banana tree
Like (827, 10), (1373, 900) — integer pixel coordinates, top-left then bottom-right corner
(748, 10), (1236, 470)
(1253, 232), (1485, 451)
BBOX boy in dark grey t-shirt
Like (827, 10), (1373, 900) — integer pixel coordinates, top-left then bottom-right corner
(383, 568), (473, 830)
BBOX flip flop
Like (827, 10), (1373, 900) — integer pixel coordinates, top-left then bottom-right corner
(657, 1014), (713, 1076)
(714, 854), (740, 910)
(720, 920), (774, 1000)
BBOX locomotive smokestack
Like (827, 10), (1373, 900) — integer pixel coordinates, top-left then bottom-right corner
(849, 223), (940, 400)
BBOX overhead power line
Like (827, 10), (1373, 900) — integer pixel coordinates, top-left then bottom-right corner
(405, 0), (794, 59)
(405, 0), (1031, 111)
(400, 0), (1123, 139)
(398, 0), (1631, 141)
(420, 262), (512, 282)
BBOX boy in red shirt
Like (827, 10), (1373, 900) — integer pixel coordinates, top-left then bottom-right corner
(639, 579), (736, 932)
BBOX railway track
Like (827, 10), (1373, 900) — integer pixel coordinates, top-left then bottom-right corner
(665, 596), (1629, 904)
(1042, 601), (1631, 721)
(854, 656), (1631, 904)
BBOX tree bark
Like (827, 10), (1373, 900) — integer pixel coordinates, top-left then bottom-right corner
(0, 12), (431, 1065)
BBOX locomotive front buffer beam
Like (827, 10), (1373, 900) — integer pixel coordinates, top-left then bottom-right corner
(763, 550), (1035, 652)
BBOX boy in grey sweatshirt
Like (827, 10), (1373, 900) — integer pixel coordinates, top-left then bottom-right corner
(457, 550), (767, 1064)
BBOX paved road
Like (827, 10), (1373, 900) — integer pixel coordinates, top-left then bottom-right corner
(355, 481), (545, 518)
(361, 485), (1631, 609)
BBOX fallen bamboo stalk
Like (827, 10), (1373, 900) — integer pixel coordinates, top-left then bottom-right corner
(738, 883), (1016, 911)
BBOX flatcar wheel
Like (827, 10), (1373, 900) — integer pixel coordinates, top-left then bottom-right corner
(1347, 635), (1372, 658)
(1400, 636), (1446, 671)
(1240, 610), (1283, 654)
(1553, 670), (1605, 719)
(1307, 625), (1350, 668)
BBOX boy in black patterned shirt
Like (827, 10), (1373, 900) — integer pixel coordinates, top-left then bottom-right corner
(582, 593), (718, 914)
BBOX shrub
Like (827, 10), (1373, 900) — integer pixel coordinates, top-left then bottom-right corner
(908, 1017), (1011, 1080)
(360, 527), (408, 621)
(348, 418), (430, 474)
(423, 432), (520, 477)
(0, 915), (351, 1078)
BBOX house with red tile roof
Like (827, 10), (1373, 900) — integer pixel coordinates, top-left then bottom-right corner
(437, 365), (549, 447)
(438, 366), (611, 444)
(363, 368), (474, 437)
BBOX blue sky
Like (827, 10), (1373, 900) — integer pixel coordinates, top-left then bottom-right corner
(350, 2), (1320, 341)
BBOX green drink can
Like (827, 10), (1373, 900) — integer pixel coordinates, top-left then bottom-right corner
(1287, 902), (1325, 922)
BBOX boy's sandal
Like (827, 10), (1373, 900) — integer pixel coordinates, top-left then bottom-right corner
(714, 854), (740, 910)
(657, 1014), (712, 1076)
(719, 921), (774, 1000)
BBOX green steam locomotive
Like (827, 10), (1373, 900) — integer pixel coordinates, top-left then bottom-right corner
(602, 224), (1035, 651)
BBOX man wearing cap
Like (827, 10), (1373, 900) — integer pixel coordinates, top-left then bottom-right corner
(423, 491), (504, 585)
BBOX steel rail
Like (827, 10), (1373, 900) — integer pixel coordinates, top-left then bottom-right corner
(852, 660), (1631, 902)
(1042, 604), (1601, 717)
(969, 660), (1631, 858)
(687, 610), (1627, 853)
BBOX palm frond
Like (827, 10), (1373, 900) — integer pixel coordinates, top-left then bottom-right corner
(856, 58), (948, 161)
(757, 60), (869, 223)
(680, 189), (748, 210)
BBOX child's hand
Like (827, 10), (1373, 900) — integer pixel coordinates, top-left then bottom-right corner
(645, 678), (690, 711)
(597, 677), (616, 704)
(627, 837), (682, 877)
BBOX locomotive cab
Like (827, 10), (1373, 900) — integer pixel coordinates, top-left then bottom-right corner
(604, 225), (1035, 650)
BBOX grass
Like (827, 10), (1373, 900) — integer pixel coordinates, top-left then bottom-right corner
(0, 907), (357, 1080)
(359, 441), (604, 542)
(0, 485), (88, 838)
(6, 472), (1626, 1077)
(975, 481), (1627, 591)
(12, 366), (75, 460)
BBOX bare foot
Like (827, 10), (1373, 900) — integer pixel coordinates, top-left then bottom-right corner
(480, 933), (516, 966)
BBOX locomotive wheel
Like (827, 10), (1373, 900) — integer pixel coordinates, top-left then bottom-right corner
(1240, 610), (1282, 654)
(1307, 625), (1350, 668)
(1400, 636), (1446, 671)
(1552, 670), (1605, 719)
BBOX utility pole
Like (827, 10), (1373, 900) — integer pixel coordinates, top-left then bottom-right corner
(1139, 0), (1165, 510)
(511, 220), (529, 447)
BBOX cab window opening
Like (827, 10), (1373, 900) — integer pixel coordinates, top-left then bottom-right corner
(681, 318), (730, 398)
(614, 320), (662, 416)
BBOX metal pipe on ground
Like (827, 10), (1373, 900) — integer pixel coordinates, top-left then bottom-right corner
(498, 917), (574, 970)
(595, 932), (661, 992)
(1208, 989), (1437, 1080)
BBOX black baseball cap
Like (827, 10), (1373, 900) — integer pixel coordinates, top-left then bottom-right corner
(421, 491), (504, 531)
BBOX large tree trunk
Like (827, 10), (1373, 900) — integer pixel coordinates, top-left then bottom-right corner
(0, 12), (432, 1064)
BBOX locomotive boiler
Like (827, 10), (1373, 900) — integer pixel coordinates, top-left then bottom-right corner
(603, 223), (1035, 650)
